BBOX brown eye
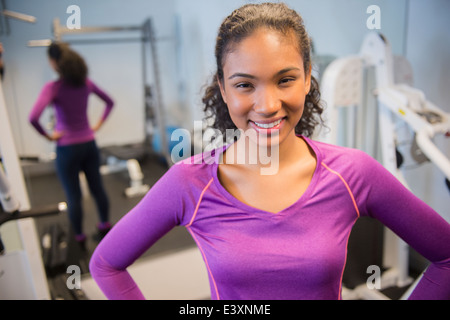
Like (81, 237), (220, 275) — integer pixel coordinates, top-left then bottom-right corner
(235, 82), (254, 91)
(279, 77), (295, 85)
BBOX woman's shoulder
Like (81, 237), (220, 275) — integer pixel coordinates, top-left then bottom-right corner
(147, 150), (221, 215)
(84, 77), (95, 88)
(163, 147), (222, 182)
(38, 79), (62, 97)
(307, 137), (380, 172)
(43, 79), (61, 89)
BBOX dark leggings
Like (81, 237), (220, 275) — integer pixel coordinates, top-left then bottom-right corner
(56, 140), (109, 236)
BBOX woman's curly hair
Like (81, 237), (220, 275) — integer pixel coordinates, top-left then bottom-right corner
(202, 2), (323, 138)
(48, 42), (88, 87)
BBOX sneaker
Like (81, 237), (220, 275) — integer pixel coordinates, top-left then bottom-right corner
(92, 223), (111, 242)
(75, 233), (87, 251)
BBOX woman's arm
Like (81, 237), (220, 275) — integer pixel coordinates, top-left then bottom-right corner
(87, 79), (114, 132)
(29, 82), (58, 141)
(360, 152), (450, 299)
(89, 165), (186, 299)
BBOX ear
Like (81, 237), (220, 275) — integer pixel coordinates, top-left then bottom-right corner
(217, 76), (227, 104)
(305, 65), (312, 94)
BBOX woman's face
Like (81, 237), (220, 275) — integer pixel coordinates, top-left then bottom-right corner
(218, 28), (311, 147)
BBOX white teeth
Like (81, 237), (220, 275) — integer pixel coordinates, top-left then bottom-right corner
(254, 119), (282, 129)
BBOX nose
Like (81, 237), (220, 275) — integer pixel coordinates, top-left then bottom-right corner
(253, 86), (282, 116)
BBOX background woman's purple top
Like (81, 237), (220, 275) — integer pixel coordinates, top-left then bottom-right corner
(29, 78), (114, 146)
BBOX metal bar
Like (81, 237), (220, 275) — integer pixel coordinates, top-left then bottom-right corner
(27, 39), (52, 47)
(53, 17), (61, 41)
(0, 0), (7, 35)
(51, 18), (142, 40)
(28, 36), (146, 47)
(28, 37), (169, 47)
(56, 21), (141, 37)
(145, 19), (171, 165)
(0, 202), (66, 226)
(1, 9), (36, 23)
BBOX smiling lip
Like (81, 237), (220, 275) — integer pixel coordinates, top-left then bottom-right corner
(249, 117), (286, 131)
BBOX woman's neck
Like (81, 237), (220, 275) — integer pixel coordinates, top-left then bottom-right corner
(222, 132), (312, 176)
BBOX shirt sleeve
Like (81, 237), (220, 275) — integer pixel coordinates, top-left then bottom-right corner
(89, 164), (187, 300)
(87, 79), (114, 121)
(358, 151), (450, 299)
(28, 82), (55, 137)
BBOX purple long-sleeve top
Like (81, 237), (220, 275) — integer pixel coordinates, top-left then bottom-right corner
(89, 136), (450, 300)
(29, 78), (114, 146)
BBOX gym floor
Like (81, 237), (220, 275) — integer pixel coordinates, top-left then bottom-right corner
(24, 152), (197, 299)
(22, 152), (422, 300)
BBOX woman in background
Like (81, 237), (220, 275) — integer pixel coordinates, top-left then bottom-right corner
(29, 42), (114, 248)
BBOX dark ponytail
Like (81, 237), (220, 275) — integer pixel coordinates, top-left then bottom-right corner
(48, 42), (88, 87)
(202, 72), (235, 135)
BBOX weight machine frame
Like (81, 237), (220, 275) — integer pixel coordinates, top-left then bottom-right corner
(320, 32), (450, 300)
(0, 79), (57, 299)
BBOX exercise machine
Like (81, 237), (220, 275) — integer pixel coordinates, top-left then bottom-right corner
(0, 3), (36, 34)
(319, 32), (450, 300)
(0, 4), (55, 300)
(1, 78), (81, 300)
(0, 6), (86, 299)
(0, 165), (67, 299)
(0, 75), (66, 299)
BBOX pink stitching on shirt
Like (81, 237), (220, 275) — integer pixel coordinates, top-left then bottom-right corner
(186, 178), (214, 228)
(321, 161), (360, 299)
(321, 162), (360, 218)
(185, 178), (219, 299)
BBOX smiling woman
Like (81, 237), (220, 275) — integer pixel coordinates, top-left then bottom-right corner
(89, 2), (450, 300)
(218, 28), (310, 149)
(203, 3), (323, 141)
(205, 3), (320, 215)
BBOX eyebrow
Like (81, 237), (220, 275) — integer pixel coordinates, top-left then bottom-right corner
(228, 67), (301, 80)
